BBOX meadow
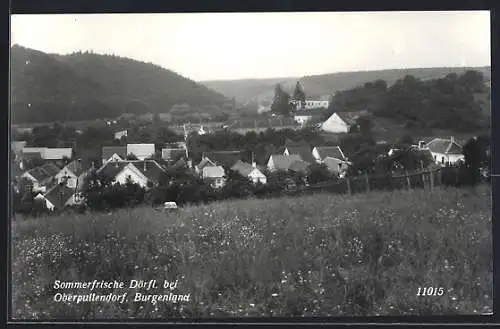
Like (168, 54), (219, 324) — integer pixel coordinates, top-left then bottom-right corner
(11, 185), (492, 319)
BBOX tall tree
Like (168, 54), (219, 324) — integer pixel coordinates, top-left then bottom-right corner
(292, 81), (306, 110)
(271, 84), (292, 116)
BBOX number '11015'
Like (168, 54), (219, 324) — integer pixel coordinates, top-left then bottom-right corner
(417, 287), (445, 296)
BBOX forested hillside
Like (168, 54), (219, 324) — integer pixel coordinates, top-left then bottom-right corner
(325, 70), (490, 132)
(10, 45), (229, 124)
(202, 67), (491, 105)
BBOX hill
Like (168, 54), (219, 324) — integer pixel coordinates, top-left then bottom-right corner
(201, 67), (491, 105)
(10, 45), (229, 124)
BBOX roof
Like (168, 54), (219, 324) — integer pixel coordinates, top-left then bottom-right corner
(286, 146), (316, 163)
(196, 158), (216, 171)
(334, 110), (370, 125)
(289, 160), (310, 173)
(314, 146), (346, 161)
(284, 138), (308, 148)
(25, 163), (60, 182)
(102, 146), (127, 160)
(268, 154), (303, 171)
(323, 157), (346, 172)
(162, 148), (186, 160)
(126, 144), (155, 160)
(43, 183), (75, 209)
(204, 150), (242, 168)
(22, 147), (46, 157)
(43, 148), (72, 160)
(97, 161), (129, 179)
(130, 160), (166, 183)
(64, 159), (92, 177)
(231, 160), (255, 177)
(202, 165), (225, 178)
(425, 138), (463, 155)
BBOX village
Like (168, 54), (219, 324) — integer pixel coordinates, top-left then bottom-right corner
(10, 92), (476, 214)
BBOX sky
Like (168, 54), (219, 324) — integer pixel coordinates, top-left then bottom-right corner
(10, 11), (491, 81)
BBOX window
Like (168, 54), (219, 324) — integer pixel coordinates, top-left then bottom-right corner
(441, 157), (444, 164)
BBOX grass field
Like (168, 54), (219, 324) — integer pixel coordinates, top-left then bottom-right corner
(11, 185), (492, 319)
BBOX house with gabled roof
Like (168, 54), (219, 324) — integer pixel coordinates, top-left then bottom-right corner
(312, 146), (347, 163)
(267, 154), (303, 172)
(288, 159), (310, 174)
(195, 157), (217, 175)
(231, 160), (267, 184)
(55, 159), (93, 190)
(202, 150), (243, 169)
(21, 163), (61, 192)
(114, 129), (128, 140)
(102, 146), (128, 164)
(420, 137), (464, 166)
(97, 160), (165, 189)
(126, 144), (155, 160)
(162, 148), (188, 162)
(321, 110), (370, 133)
(202, 165), (225, 188)
(34, 183), (83, 211)
(284, 145), (316, 164)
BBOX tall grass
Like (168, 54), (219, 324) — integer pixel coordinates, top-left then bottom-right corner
(12, 185), (492, 319)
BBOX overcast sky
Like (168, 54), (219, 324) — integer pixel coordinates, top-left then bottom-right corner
(11, 11), (490, 81)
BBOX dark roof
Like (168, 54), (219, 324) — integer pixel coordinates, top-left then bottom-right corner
(204, 150), (242, 168)
(425, 138), (463, 155)
(269, 154), (302, 171)
(315, 146), (346, 161)
(289, 160), (310, 173)
(335, 110), (370, 125)
(162, 148), (186, 160)
(96, 161), (129, 179)
(64, 159), (92, 177)
(284, 138), (308, 148)
(44, 184), (75, 209)
(132, 160), (166, 184)
(231, 160), (255, 177)
(286, 146), (315, 163)
(196, 158), (216, 171)
(102, 146), (127, 160)
(25, 163), (60, 183)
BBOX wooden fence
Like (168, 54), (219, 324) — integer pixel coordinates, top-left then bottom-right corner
(305, 166), (455, 196)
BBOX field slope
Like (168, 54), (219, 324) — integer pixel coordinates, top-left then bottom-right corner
(12, 185), (492, 319)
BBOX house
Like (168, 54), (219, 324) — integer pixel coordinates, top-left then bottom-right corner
(162, 148), (188, 162)
(419, 137), (464, 166)
(102, 146), (128, 164)
(195, 157), (217, 175)
(323, 157), (351, 177)
(114, 130), (128, 140)
(21, 163), (61, 192)
(202, 165), (225, 188)
(34, 183), (83, 211)
(267, 154), (303, 172)
(288, 159), (310, 174)
(312, 146), (347, 163)
(283, 142), (316, 164)
(55, 159), (93, 190)
(126, 144), (155, 160)
(43, 148), (73, 161)
(321, 110), (370, 133)
(231, 160), (267, 184)
(97, 160), (165, 188)
(291, 99), (330, 111)
(203, 151), (243, 168)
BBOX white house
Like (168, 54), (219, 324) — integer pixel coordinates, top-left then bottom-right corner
(292, 99), (330, 111)
(102, 146), (127, 164)
(421, 137), (464, 166)
(202, 166), (225, 188)
(321, 110), (370, 134)
(34, 183), (83, 211)
(97, 160), (165, 189)
(312, 146), (347, 163)
(267, 154), (303, 172)
(54, 159), (92, 190)
(126, 144), (155, 160)
(114, 130), (128, 140)
(231, 160), (267, 184)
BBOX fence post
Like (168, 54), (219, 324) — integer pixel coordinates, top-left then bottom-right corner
(430, 169), (434, 189)
(346, 177), (352, 195)
(365, 173), (370, 192)
(405, 171), (411, 190)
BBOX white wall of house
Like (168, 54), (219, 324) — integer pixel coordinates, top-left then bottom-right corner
(431, 152), (465, 166)
(249, 168), (267, 184)
(114, 164), (149, 188)
(267, 157), (276, 172)
(34, 194), (55, 211)
(321, 113), (350, 133)
(103, 153), (124, 165)
(294, 115), (312, 125)
(304, 100), (329, 110)
(114, 130), (128, 140)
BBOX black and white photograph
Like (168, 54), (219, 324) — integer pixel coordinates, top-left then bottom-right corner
(9, 11), (492, 320)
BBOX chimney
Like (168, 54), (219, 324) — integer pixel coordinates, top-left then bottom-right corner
(450, 136), (455, 144)
(143, 161), (147, 172)
(251, 152), (256, 168)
